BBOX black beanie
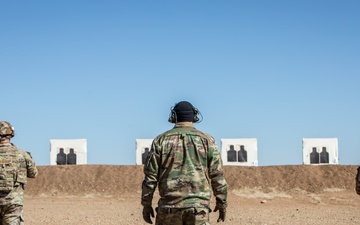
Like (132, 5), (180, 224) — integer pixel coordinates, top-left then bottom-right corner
(173, 101), (195, 122)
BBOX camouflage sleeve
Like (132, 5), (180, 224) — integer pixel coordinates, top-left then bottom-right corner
(141, 140), (160, 207)
(207, 137), (228, 209)
(21, 150), (38, 178)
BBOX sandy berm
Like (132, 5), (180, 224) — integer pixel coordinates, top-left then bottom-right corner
(23, 165), (360, 225)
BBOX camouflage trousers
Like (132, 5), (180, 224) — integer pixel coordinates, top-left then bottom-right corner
(155, 207), (210, 225)
(0, 204), (24, 225)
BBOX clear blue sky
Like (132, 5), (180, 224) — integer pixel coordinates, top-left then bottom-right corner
(1, 1), (359, 166)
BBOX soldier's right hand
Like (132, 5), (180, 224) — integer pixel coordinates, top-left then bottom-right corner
(142, 205), (154, 224)
(214, 205), (226, 222)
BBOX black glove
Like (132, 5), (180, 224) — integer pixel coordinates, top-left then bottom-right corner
(214, 205), (226, 222)
(142, 205), (154, 224)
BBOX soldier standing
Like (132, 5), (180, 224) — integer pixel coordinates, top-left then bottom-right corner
(0, 121), (38, 224)
(141, 101), (228, 224)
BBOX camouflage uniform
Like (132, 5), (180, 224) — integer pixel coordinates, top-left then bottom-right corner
(141, 124), (228, 225)
(356, 166), (360, 195)
(0, 143), (38, 225)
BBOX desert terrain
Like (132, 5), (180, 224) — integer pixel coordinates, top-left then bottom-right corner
(23, 165), (360, 225)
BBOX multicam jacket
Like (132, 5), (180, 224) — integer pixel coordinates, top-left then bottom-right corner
(141, 124), (228, 209)
(0, 143), (38, 206)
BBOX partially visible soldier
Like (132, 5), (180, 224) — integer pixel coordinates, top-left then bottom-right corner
(355, 166), (360, 195)
(0, 121), (38, 224)
(141, 101), (228, 225)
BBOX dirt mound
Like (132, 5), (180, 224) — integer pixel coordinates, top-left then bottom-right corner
(25, 165), (359, 197)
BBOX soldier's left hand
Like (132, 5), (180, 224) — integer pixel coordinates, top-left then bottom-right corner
(142, 205), (154, 224)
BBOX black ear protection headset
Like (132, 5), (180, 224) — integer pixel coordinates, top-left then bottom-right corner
(168, 102), (202, 123)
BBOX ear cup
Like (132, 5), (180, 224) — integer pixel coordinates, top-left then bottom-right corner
(168, 107), (176, 123)
(193, 107), (199, 122)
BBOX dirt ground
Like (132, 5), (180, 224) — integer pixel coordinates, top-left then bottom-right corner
(23, 165), (360, 225)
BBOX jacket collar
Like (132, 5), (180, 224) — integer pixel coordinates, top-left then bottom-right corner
(174, 122), (194, 128)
